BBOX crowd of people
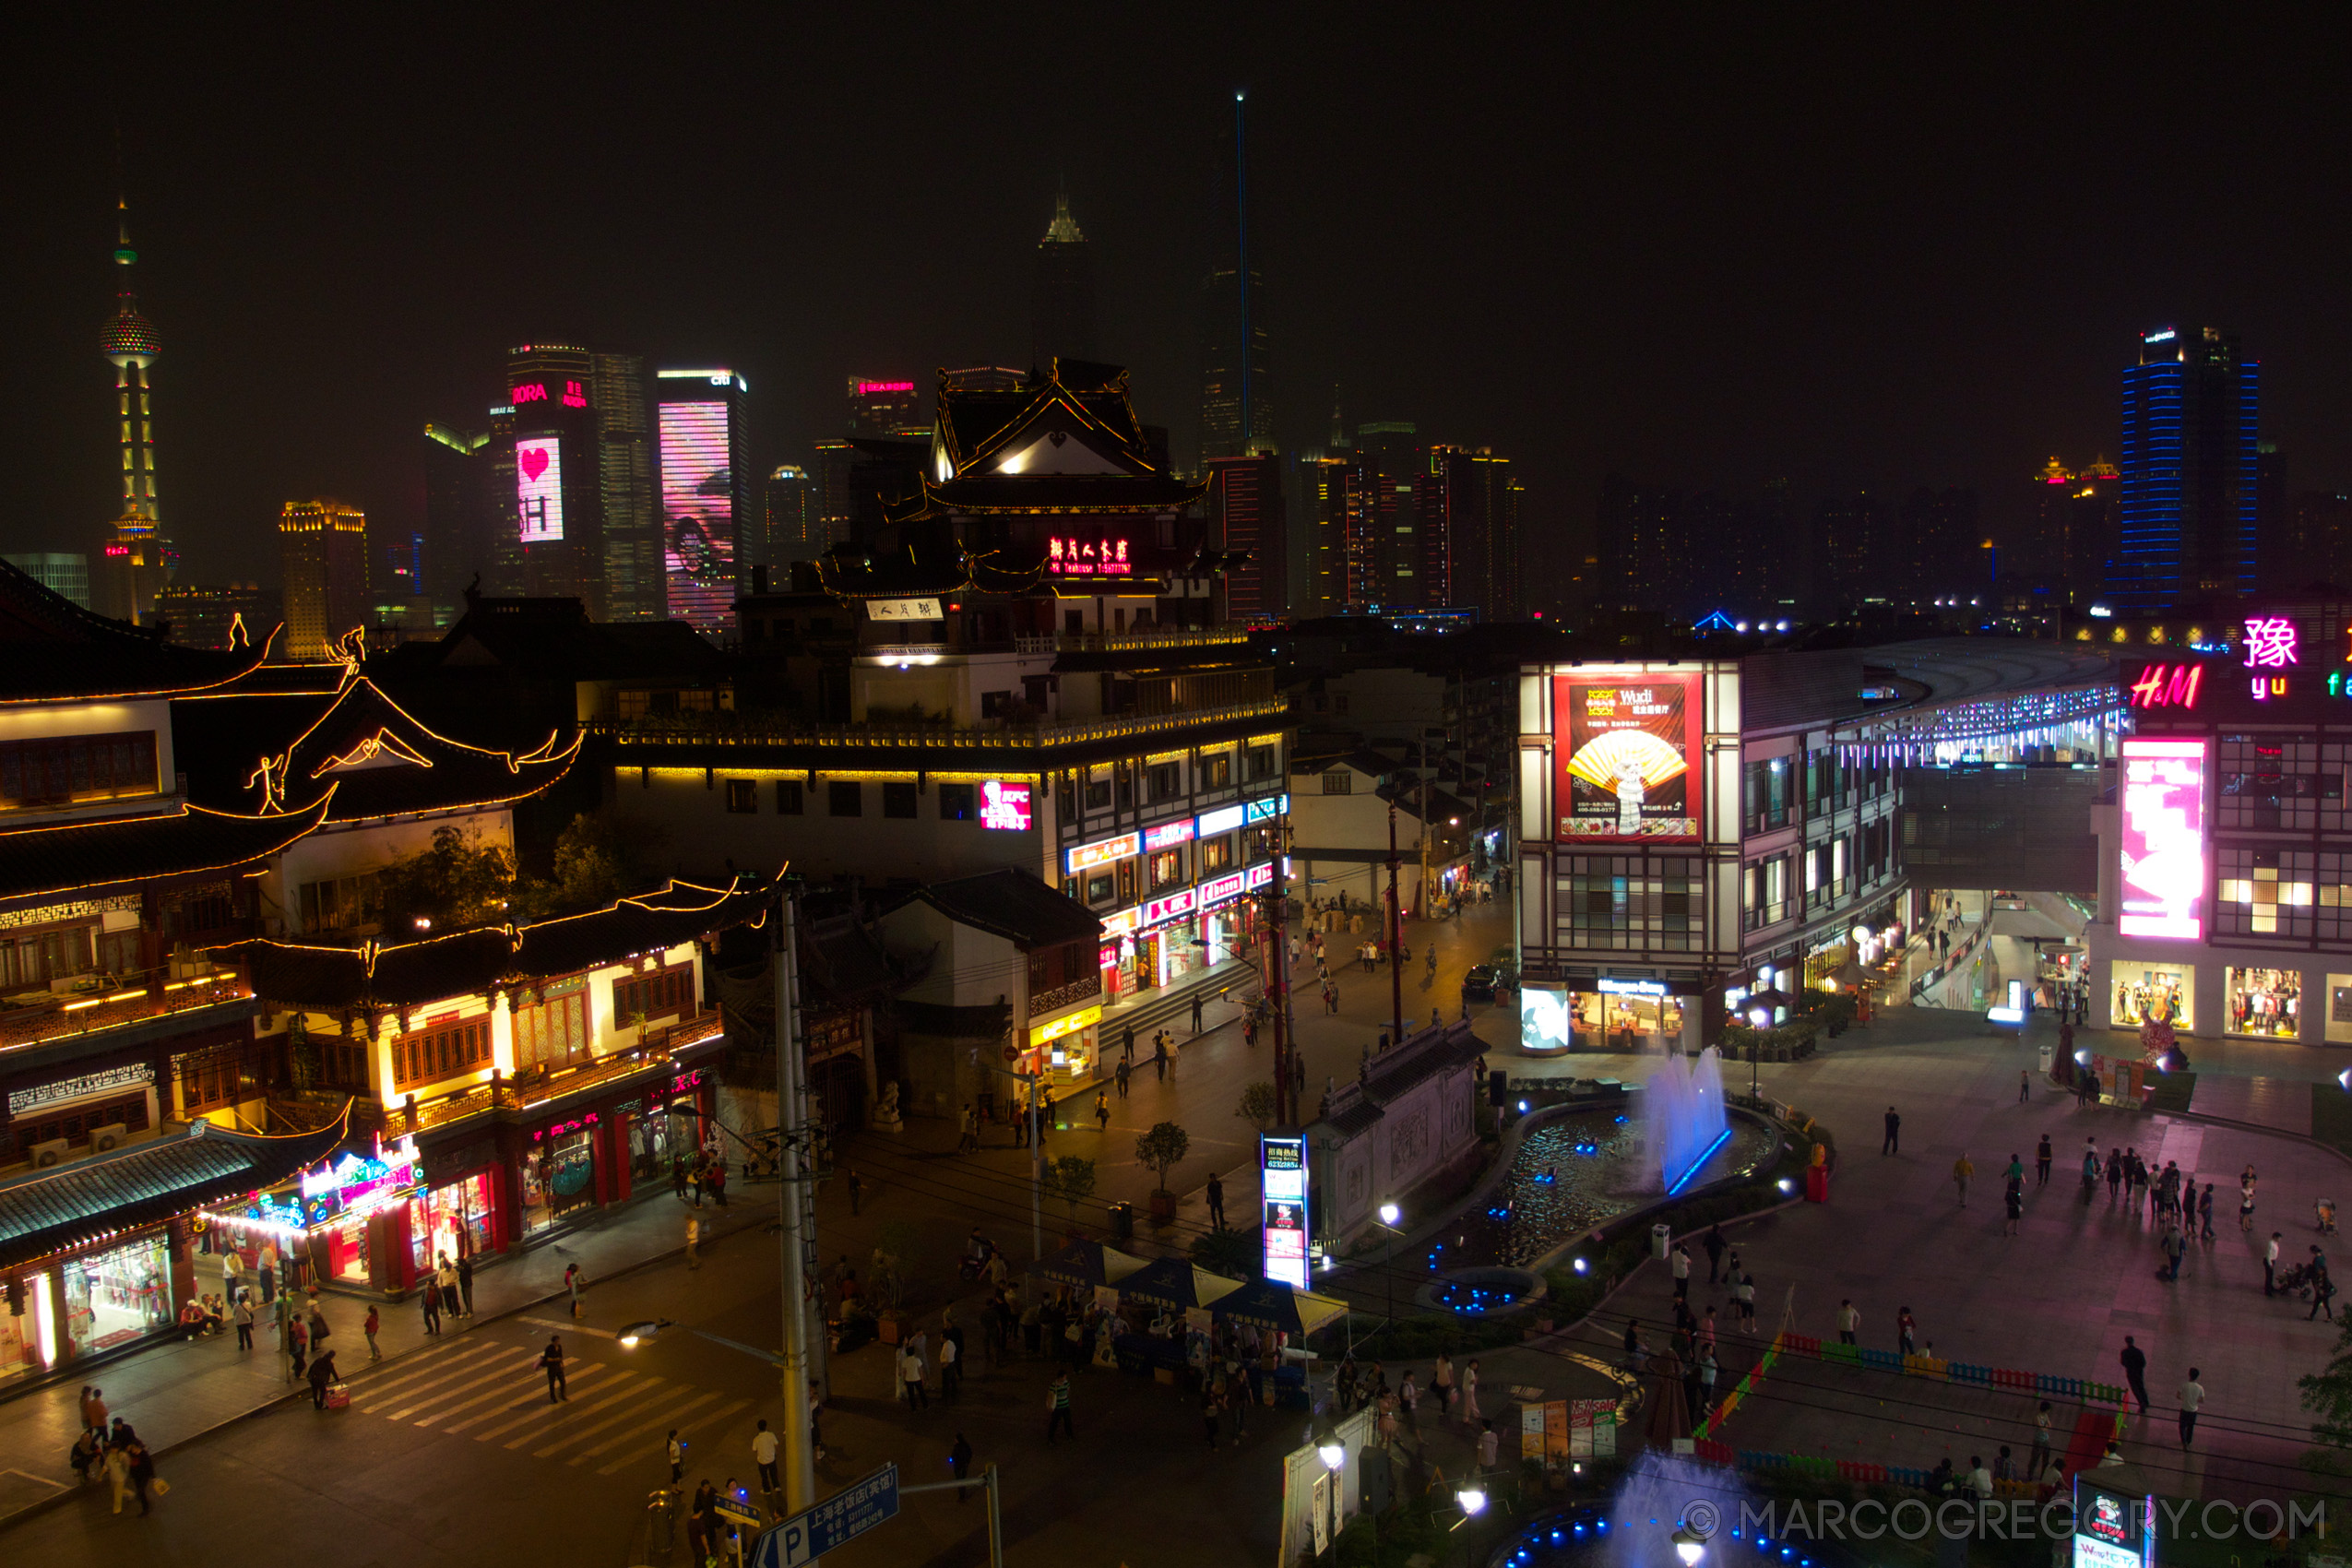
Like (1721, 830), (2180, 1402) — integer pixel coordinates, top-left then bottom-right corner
(65, 1386), (160, 1515)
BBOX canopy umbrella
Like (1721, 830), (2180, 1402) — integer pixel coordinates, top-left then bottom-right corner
(1115, 1255), (1244, 1311)
(1026, 1239), (1147, 1290)
(1208, 1277), (1350, 1336)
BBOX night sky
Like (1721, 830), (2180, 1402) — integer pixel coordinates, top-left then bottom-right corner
(4, 9), (2347, 591)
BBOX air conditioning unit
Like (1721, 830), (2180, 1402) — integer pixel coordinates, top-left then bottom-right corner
(30, 1139), (69, 1169)
(89, 1123), (129, 1154)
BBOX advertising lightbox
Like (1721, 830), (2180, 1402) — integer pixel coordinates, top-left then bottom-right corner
(517, 437), (564, 542)
(1145, 820), (1195, 851)
(1196, 803), (1246, 837)
(2117, 739), (2207, 940)
(1260, 1133), (1309, 1289)
(1553, 672), (1702, 842)
(1066, 832), (1140, 875)
(979, 780), (1032, 830)
(659, 401), (736, 631)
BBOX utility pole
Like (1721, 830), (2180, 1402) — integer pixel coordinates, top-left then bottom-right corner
(1386, 794), (1403, 1047)
(772, 883), (817, 1515)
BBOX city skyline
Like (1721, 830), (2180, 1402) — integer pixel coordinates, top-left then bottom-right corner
(4, 13), (2350, 607)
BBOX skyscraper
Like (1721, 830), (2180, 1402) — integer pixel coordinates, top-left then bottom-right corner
(1031, 191), (1098, 371)
(506, 344), (605, 612)
(3, 553), (89, 610)
(1433, 448), (1520, 619)
(654, 369), (749, 632)
(1204, 453), (1285, 621)
(595, 353), (660, 620)
(847, 377), (921, 439)
(2109, 325), (2259, 612)
(279, 500), (370, 659)
(97, 200), (170, 624)
(154, 583), (279, 651)
(1302, 453), (1350, 615)
(761, 465), (821, 576)
(422, 420), (495, 609)
(1199, 91), (1271, 460)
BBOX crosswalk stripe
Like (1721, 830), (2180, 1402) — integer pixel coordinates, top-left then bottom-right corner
(513, 1371), (653, 1453)
(595, 1396), (751, 1477)
(529, 1375), (673, 1457)
(381, 1347), (540, 1421)
(418, 1367), (553, 1429)
(351, 1338), (515, 1403)
(470, 1362), (613, 1440)
(570, 1389), (720, 1466)
(356, 1343), (523, 1410)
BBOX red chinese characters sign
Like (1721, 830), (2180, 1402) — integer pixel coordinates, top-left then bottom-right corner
(1049, 537), (1132, 576)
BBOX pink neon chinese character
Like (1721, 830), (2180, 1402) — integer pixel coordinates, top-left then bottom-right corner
(1114, 540), (1128, 562)
(1049, 538), (1063, 561)
(2243, 616), (2298, 669)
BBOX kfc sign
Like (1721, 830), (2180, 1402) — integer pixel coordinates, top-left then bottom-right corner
(979, 780), (1032, 830)
(1141, 887), (1195, 927)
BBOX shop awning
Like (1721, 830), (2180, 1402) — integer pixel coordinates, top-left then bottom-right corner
(1208, 1277), (1351, 1336)
(1026, 1239), (1147, 1290)
(1115, 1255), (1245, 1311)
(0, 1112), (353, 1272)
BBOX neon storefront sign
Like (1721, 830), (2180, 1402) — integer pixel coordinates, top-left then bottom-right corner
(2127, 663), (2204, 709)
(980, 780), (1033, 830)
(531, 1111), (601, 1142)
(1196, 804), (1245, 837)
(1243, 795), (1289, 823)
(2243, 617), (2298, 669)
(1099, 906), (1141, 937)
(1144, 819), (1194, 851)
(1245, 861), (1274, 890)
(1198, 870), (1249, 909)
(1031, 1005), (1102, 1046)
(2117, 739), (2206, 941)
(1066, 832), (1140, 874)
(857, 381), (913, 396)
(1048, 537), (1132, 576)
(512, 380), (588, 409)
(1140, 887), (1195, 927)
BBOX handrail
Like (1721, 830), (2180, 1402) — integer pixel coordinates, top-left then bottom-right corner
(593, 697), (1292, 752)
(0, 968), (250, 1052)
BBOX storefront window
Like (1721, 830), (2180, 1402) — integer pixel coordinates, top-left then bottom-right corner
(2227, 968), (2301, 1039)
(2111, 963), (2191, 1028)
(521, 1130), (598, 1234)
(1567, 990), (1687, 1044)
(2326, 976), (2352, 1045)
(0, 1271), (53, 1384)
(61, 1236), (172, 1357)
(629, 1109), (671, 1182)
(410, 1172), (496, 1272)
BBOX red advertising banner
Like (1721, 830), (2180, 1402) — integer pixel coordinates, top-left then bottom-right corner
(1553, 672), (1703, 843)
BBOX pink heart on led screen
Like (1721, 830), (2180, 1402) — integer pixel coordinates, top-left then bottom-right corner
(519, 446), (550, 482)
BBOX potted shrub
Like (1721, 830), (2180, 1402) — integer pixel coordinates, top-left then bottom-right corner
(1134, 1121), (1191, 1224)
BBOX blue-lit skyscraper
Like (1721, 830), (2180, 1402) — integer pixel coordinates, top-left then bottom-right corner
(2108, 325), (2258, 612)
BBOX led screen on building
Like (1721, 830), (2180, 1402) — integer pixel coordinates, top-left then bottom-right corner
(1260, 1133), (1309, 1289)
(517, 437), (564, 543)
(2117, 739), (2207, 940)
(1553, 672), (1702, 842)
(659, 401), (736, 631)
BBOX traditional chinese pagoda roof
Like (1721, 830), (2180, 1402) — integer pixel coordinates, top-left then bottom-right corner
(0, 557), (269, 705)
(372, 596), (729, 683)
(0, 1114), (351, 1272)
(177, 670), (580, 826)
(0, 796), (332, 911)
(810, 540), (1169, 605)
(220, 878), (768, 1012)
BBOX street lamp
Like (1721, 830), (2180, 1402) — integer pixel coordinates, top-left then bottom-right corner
(1455, 1485), (1487, 1516)
(1673, 1523), (1709, 1565)
(1318, 1434), (1346, 1471)
(1364, 1203), (1405, 1355)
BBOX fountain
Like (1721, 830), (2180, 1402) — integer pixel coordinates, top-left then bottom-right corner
(1645, 1048), (1728, 1195)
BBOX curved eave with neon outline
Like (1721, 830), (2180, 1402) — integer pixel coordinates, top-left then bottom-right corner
(0, 1109), (352, 1274)
(215, 875), (770, 1012)
(0, 794), (333, 910)
(0, 557), (272, 704)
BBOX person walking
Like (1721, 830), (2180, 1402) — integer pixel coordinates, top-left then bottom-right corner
(686, 1212), (701, 1271)
(308, 1347), (339, 1409)
(2177, 1370), (2204, 1448)
(288, 1311), (309, 1378)
(540, 1335), (570, 1402)
(846, 1166), (862, 1216)
(1154, 1037), (1168, 1082)
(565, 1262), (586, 1318)
(1883, 1106), (1900, 1156)
(950, 1432), (975, 1503)
(2312, 1253), (2337, 1322)
(421, 1277), (442, 1336)
(1952, 1152), (1974, 1207)
(1206, 1172), (1227, 1230)
(1897, 1307), (1917, 1355)
(82, 1385), (108, 1431)
(1734, 1269), (1757, 1332)
(2266, 1231), (2283, 1295)
(1836, 1300), (1859, 1345)
(2240, 1178), (2257, 1233)
(2004, 1183), (2024, 1237)
(362, 1304), (381, 1361)
(668, 1431), (686, 1486)
(436, 1254), (461, 1319)
(123, 1431), (157, 1515)
(2160, 1228), (2185, 1281)
(1122, 1023), (1135, 1063)
(2081, 1146), (2100, 1206)
(2036, 1134), (2052, 1187)
(233, 1292), (255, 1351)
(752, 1419), (779, 1499)
(2019, 1068), (2030, 1104)
(939, 1327), (961, 1399)
(1399, 1371), (1420, 1434)
(1671, 1242), (1692, 1301)
(1703, 1223), (1727, 1284)
(1115, 1058), (1131, 1099)
(457, 1253), (475, 1315)
(1045, 1371), (1075, 1443)
(2119, 1336), (2149, 1414)
(1461, 1360), (1481, 1427)
(1094, 1091), (1110, 1135)
(2198, 1183), (2216, 1242)
(898, 1343), (929, 1408)
(103, 1431), (132, 1515)
(2029, 1400), (2053, 1478)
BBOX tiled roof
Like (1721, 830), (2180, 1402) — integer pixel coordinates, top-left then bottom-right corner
(0, 1116), (350, 1271)
(0, 797), (328, 908)
(907, 869), (1101, 950)
(0, 558), (267, 704)
(514, 882), (766, 978)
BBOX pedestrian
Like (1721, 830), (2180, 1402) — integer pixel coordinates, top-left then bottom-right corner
(951, 1431), (975, 1502)
(1671, 1242), (1691, 1300)
(1193, 992), (1206, 1033)
(1897, 1307), (1917, 1356)
(2197, 1182), (2215, 1241)
(1123, 1023), (1135, 1063)
(1462, 1359), (1481, 1426)
(2177, 1369), (2204, 1448)
(1400, 1371), (1420, 1433)
(899, 1344), (929, 1408)
(1095, 1091), (1110, 1134)
(1836, 1299), (1859, 1345)
(2081, 1146), (2099, 1206)
(81, 1385), (107, 1431)
(1045, 1370), (1075, 1442)
(1433, 1351), (1456, 1413)
(2036, 1134), (2052, 1187)
(1206, 1171), (1227, 1230)
(2313, 1253), (2337, 1322)
(752, 1419), (779, 1498)
(1703, 1223), (1727, 1283)
(421, 1277), (442, 1336)
(457, 1252), (475, 1314)
(1154, 1038), (1168, 1082)
(707, 1159), (729, 1208)
(668, 1430), (686, 1485)
(939, 1327), (961, 1399)
(308, 1347), (339, 1409)
(686, 1212), (701, 1270)
(1968, 1455), (1992, 1500)
(233, 1292), (255, 1351)
(673, 1153), (690, 1203)
(1477, 1418), (1500, 1470)
(809, 1379), (827, 1460)
(288, 1311), (308, 1377)
(2020, 1069), (2030, 1103)
(437, 1253), (461, 1319)
(2160, 1229), (2185, 1281)
(2029, 1399), (2053, 1477)
(846, 1166), (862, 1216)
(2266, 1231), (2283, 1295)
(1115, 1059), (1130, 1099)
(2108, 1148), (2124, 1204)
(2004, 1183), (2023, 1237)
(540, 1335), (570, 1401)
(2119, 1336), (2149, 1413)
(124, 1431), (157, 1515)
(1734, 1271), (1756, 1331)
(103, 1431), (132, 1515)
(362, 1303), (381, 1361)
(1952, 1152), (1973, 1207)
(1883, 1106), (1900, 1155)
(2240, 1179), (2256, 1233)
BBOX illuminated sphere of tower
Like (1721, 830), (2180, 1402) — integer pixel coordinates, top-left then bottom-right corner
(103, 297), (159, 369)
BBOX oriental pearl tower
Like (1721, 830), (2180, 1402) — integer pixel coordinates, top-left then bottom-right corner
(100, 198), (171, 623)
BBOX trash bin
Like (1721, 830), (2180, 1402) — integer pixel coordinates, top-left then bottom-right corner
(1651, 1222), (1670, 1260)
(2037, 1043), (2053, 1075)
(1108, 1201), (1134, 1241)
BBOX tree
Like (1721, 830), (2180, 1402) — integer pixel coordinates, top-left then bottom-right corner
(1043, 1155), (1097, 1217)
(1236, 1081), (1277, 1129)
(2299, 1311), (2352, 1455)
(1190, 1226), (1254, 1279)
(1134, 1121), (1191, 1197)
(511, 813), (664, 921)
(375, 825), (516, 934)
